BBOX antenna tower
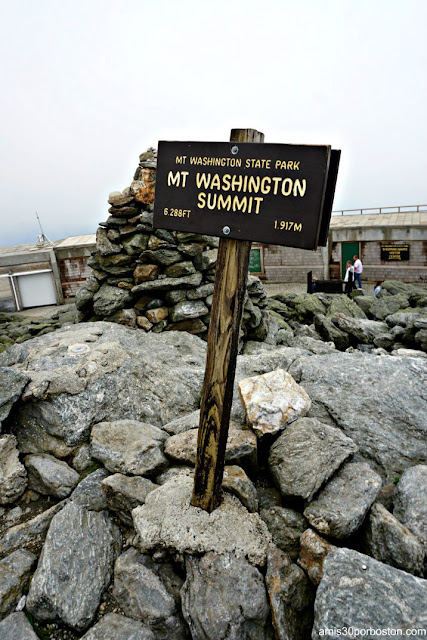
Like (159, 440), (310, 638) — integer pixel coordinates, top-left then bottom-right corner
(35, 212), (53, 246)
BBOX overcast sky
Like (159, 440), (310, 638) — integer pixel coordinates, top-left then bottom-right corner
(1, 0), (426, 246)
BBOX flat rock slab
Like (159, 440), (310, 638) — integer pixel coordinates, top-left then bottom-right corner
(0, 434), (27, 505)
(313, 547), (427, 636)
(0, 611), (39, 640)
(268, 417), (358, 500)
(238, 368), (311, 438)
(26, 501), (121, 631)
(288, 352), (427, 481)
(80, 613), (155, 640)
(91, 419), (168, 476)
(133, 476), (273, 566)
(181, 552), (272, 640)
(24, 453), (79, 498)
(304, 462), (382, 539)
(2, 322), (206, 447)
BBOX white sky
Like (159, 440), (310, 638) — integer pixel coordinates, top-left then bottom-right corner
(1, 0), (426, 245)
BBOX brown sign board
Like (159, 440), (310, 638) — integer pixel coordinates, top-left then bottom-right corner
(153, 141), (340, 250)
(381, 243), (410, 261)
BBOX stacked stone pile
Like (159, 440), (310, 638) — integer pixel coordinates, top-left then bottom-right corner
(76, 149), (269, 345)
(0, 320), (426, 639)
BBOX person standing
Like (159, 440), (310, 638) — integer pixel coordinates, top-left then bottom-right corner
(374, 281), (382, 297)
(344, 260), (354, 297)
(353, 254), (363, 289)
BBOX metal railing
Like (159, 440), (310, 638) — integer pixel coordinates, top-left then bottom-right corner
(332, 204), (427, 216)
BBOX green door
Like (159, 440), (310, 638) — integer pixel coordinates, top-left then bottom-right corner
(341, 242), (359, 278)
(249, 246), (263, 274)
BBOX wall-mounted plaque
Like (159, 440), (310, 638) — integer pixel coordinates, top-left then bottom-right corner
(381, 243), (410, 261)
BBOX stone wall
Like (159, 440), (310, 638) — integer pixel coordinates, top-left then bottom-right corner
(330, 240), (427, 283)
(263, 245), (326, 282)
(75, 149), (270, 344)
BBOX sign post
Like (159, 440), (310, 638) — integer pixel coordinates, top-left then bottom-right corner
(190, 128), (263, 512)
(153, 128), (340, 512)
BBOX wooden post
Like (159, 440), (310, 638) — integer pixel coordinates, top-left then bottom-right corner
(191, 128), (265, 512)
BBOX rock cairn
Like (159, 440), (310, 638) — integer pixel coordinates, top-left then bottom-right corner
(76, 149), (269, 345)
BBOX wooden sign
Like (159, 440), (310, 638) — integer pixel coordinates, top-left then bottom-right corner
(381, 243), (410, 261)
(154, 141), (339, 250)
(152, 129), (340, 513)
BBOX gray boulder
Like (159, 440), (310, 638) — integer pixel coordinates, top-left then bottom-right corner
(169, 300), (208, 322)
(362, 502), (425, 576)
(326, 295), (367, 319)
(0, 549), (37, 619)
(101, 474), (157, 525)
(164, 425), (257, 470)
(332, 313), (389, 344)
(393, 465), (427, 551)
(265, 546), (314, 640)
(71, 468), (110, 511)
(268, 417), (358, 500)
(24, 453), (79, 498)
(0, 612), (39, 640)
(112, 548), (187, 640)
(304, 462), (382, 539)
(4, 323), (206, 447)
(162, 410), (200, 435)
(0, 500), (67, 558)
(313, 547), (427, 636)
(0, 368), (29, 429)
(288, 352), (427, 481)
(314, 314), (349, 350)
(222, 465), (258, 512)
(93, 284), (132, 316)
(26, 501), (121, 631)
(293, 294), (327, 320)
(369, 294), (410, 320)
(80, 613), (155, 640)
(181, 552), (272, 640)
(260, 506), (308, 560)
(91, 420), (168, 477)
(0, 435), (27, 505)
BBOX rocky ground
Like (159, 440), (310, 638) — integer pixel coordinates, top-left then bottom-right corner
(0, 279), (427, 639)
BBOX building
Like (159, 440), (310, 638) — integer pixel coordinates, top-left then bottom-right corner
(253, 206), (427, 284)
(0, 235), (95, 311)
